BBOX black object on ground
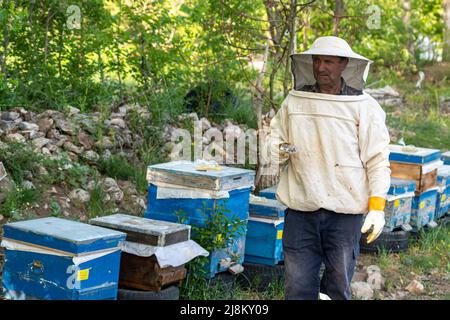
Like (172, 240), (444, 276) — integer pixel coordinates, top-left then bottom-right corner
(237, 262), (285, 291)
(117, 285), (180, 300)
(360, 229), (409, 253)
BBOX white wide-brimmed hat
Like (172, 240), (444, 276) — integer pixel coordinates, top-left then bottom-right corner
(291, 36), (372, 91)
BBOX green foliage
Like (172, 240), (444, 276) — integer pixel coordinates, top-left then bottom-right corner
(97, 154), (147, 193)
(177, 202), (246, 299)
(41, 153), (95, 188)
(0, 184), (40, 219)
(0, 142), (42, 184)
(85, 177), (116, 219)
(98, 154), (134, 180)
(49, 197), (63, 217)
(400, 225), (450, 273)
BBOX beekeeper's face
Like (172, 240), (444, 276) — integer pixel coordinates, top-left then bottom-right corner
(312, 55), (348, 87)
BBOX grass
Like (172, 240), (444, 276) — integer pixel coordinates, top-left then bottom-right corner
(0, 142), (43, 184)
(97, 154), (148, 194)
(0, 184), (41, 220)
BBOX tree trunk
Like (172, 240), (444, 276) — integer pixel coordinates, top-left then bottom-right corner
(402, 0), (416, 65)
(444, 0), (450, 61)
(283, 0), (297, 96)
(303, 7), (310, 50)
(1, 0), (10, 85)
(58, 25), (63, 78)
(116, 0), (123, 100)
(333, 0), (345, 36)
(44, 10), (56, 66)
(254, 36), (270, 190)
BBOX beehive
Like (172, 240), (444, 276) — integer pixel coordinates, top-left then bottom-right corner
(1, 217), (126, 300)
(90, 214), (191, 291)
(144, 161), (255, 278)
(384, 178), (415, 232)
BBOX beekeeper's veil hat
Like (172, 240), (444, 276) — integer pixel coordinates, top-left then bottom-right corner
(290, 36), (372, 91)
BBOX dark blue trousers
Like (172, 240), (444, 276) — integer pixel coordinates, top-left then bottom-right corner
(282, 207), (364, 300)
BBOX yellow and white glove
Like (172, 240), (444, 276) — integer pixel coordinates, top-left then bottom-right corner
(361, 197), (386, 244)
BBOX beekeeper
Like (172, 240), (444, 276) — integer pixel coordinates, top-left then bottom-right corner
(266, 36), (391, 300)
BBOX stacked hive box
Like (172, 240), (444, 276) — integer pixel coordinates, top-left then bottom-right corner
(144, 161), (255, 279)
(244, 195), (286, 265)
(1, 217), (126, 300)
(258, 185), (277, 200)
(384, 178), (416, 232)
(388, 145), (441, 231)
(435, 166), (450, 219)
(442, 151), (450, 165)
(90, 214), (207, 292)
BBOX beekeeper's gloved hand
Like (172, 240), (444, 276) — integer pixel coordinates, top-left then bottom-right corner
(361, 196), (386, 244)
(361, 210), (385, 244)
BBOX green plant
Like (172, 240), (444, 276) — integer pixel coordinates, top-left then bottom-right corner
(0, 184), (40, 220)
(49, 198), (62, 217)
(0, 142), (43, 184)
(86, 180), (113, 219)
(177, 202), (246, 299)
(98, 154), (135, 180)
(40, 153), (94, 188)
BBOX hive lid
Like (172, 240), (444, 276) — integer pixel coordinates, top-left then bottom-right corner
(389, 145), (441, 165)
(258, 185), (278, 200)
(146, 161), (255, 191)
(437, 165), (450, 188)
(89, 213), (190, 247)
(442, 151), (450, 163)
(249, 195), (286, 218)
(2, 217), (126, 254)
(388, 178), (416, 196)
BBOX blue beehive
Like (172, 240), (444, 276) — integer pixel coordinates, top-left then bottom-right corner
(411, 188), (439, 231)
(144, 161), (255, 278)
(244, 216), (284, 266)
(436, 165), (450, 219)
(384, 178), (416, 232)
(245, 196), (286, 266)
(388, 145), (441, 164)
(442, 151), (450, 165)
(1, 217), (126, 300)
(248, 195), (286, 219)
(258, 185), (277, 200)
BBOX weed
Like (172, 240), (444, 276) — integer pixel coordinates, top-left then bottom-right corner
(86, 180), (114, 219)
(0, 184), (40, 220)
(177, 202), (247, 299)
(0, 142), (42, 184)
(49, 198), (62, 217)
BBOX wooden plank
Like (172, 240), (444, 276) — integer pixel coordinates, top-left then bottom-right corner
(390, 162), (437, 195)
(418, 170), (437, 195)
(119, 253), (186, 291)
(390, 162), (421, 180)
(89, 214), (190, 246)
(146, 161), (255, 191)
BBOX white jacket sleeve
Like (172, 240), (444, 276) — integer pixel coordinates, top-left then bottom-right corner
(264, 100), (290, 167)
(358, 100), (391, 199)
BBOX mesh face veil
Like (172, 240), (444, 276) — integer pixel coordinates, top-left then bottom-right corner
(290, 36), (372, 91)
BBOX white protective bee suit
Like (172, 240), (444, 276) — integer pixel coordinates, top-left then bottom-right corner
(267, 37), (391, 217)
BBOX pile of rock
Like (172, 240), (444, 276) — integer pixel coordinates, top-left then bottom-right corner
(351, 265), (385, 300)
(365, 85), (403, 107)
(0, 105), (148, 164)
(0, 105), (151, 218)
(162, 112), (251, 162)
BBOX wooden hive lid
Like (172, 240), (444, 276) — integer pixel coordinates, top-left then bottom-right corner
(89, 213), (190, 247)
(146, 161), (255, 191)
